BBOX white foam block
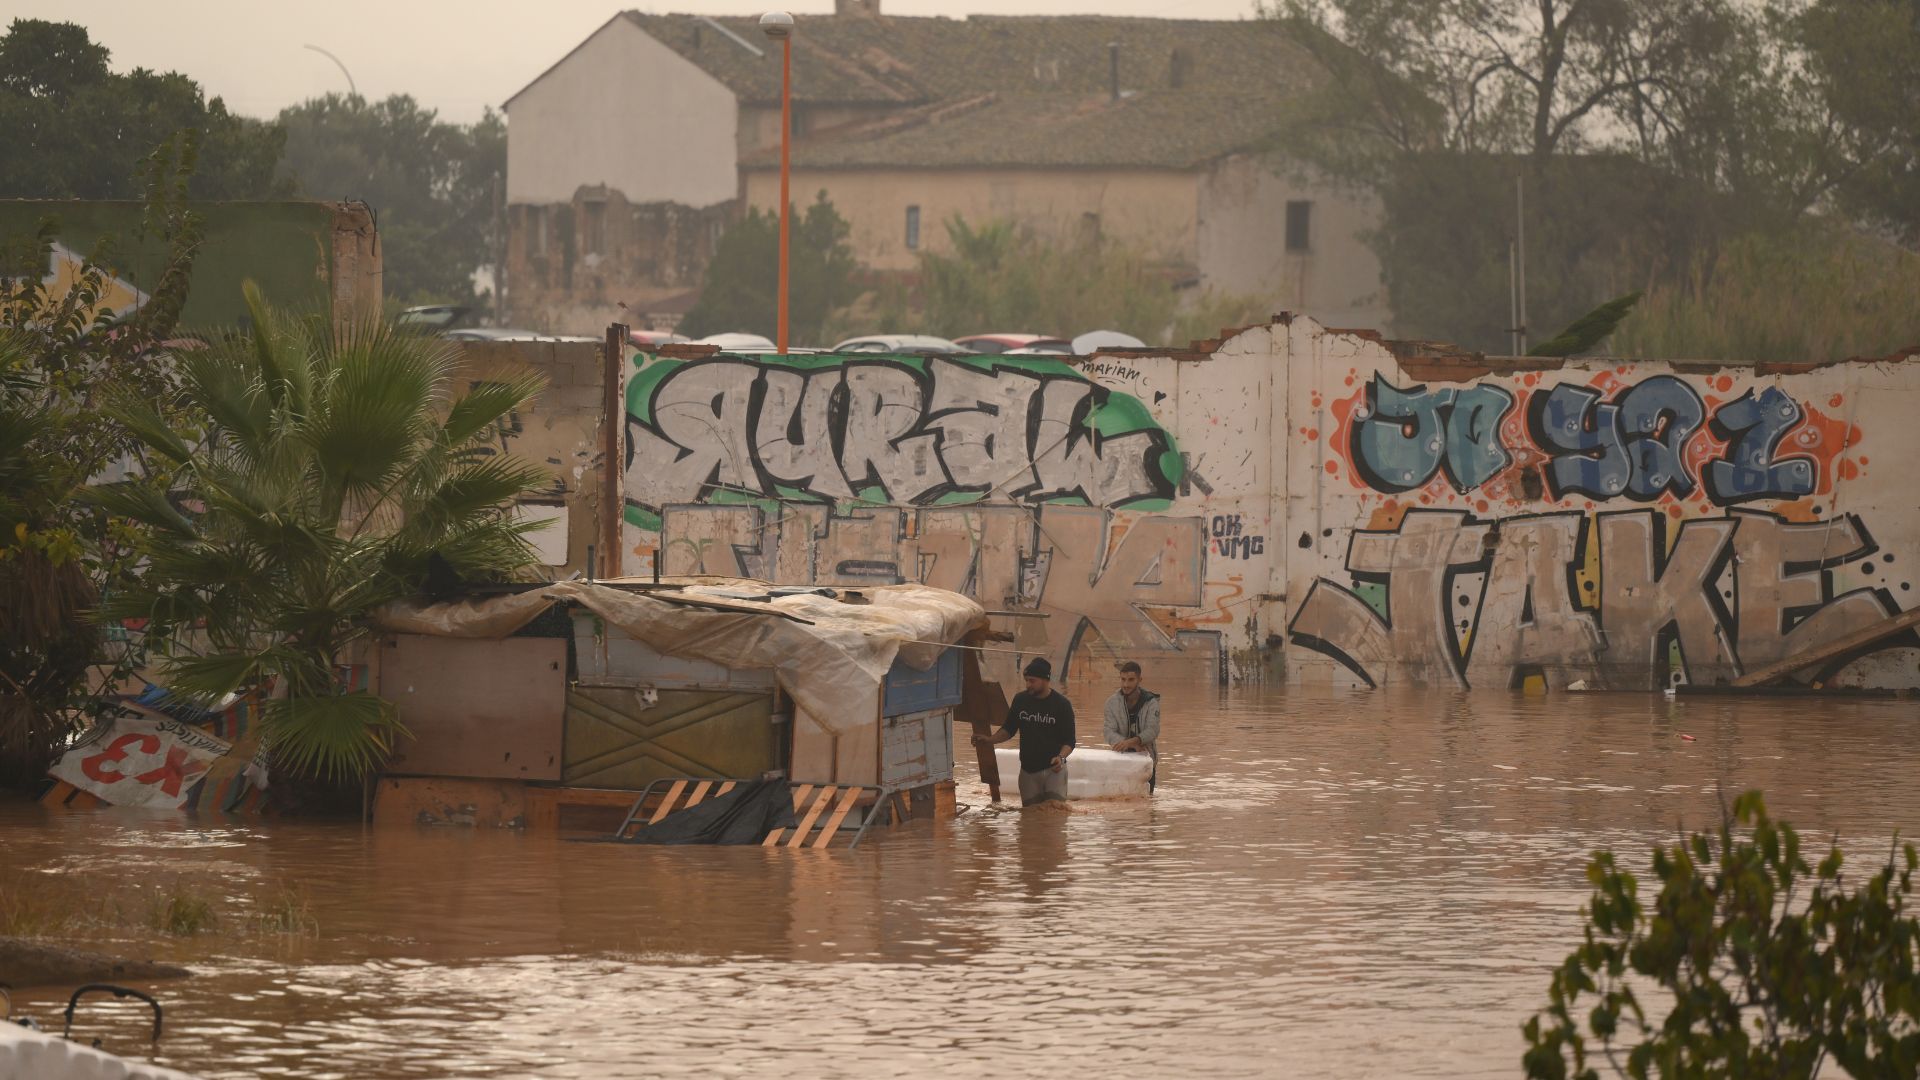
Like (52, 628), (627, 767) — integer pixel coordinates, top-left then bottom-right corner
(1, 1019), (201, 1079)
(993, 746), (1153, 799)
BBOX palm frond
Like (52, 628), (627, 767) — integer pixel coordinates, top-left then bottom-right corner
(82, 480), (198, 538)
(1529, 293), (1643, 358)
(407, 455), (556, 540)
(98, 286), (546, 782)
(260, 691), (404, 782)
(412, 515), (545, 580)
(98, 391), (195, 466)
(156, 648), (277, 701)
(239, 282), (321, 418)
(440, 371), (548, 449)
(176, 345), (275, 455)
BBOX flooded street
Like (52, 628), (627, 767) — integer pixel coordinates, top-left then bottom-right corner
(4, 682), (1918, 1079)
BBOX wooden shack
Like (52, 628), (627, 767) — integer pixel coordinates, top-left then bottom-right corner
(367, 578), (985, 837)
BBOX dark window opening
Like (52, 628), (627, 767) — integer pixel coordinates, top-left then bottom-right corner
(1079, 210), (1102, 246)
(905, 205), (921, 250)
(1285, 200), (1312, 253)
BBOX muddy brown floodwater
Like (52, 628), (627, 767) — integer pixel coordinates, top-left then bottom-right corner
(3, 683), (1918, 1079)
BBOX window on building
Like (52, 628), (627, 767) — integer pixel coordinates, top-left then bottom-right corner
(905, 205), (921, 250)
(1285, 200), (1312, 253)
(582, 201), (607, 256)
(531, 209), (547, 257)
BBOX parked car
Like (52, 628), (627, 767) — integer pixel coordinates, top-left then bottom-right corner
(630, 329), (690, 350)
(443, 328), (600, 343)
(954, 333), (1070, 355)
(1070, 329), (1148, 353)
(443, 327), (533, 341)
(829, 334), (970, 355)
(397, 304), (475, 331)
(693, 332), (778, 352)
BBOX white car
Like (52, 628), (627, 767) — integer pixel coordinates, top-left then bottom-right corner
(829, 334), (970, 355)
(443, 327), (600, 343)
(1070, 329), (1148, 353)
(693, 332), (778, 352)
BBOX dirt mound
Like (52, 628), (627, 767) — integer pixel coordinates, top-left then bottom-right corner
(0, 936), (189, 990)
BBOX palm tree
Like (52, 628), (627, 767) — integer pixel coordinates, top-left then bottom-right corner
(91, 284), (551, 781)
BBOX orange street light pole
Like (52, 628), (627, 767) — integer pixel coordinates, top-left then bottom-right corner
(761, 11), (795, 355)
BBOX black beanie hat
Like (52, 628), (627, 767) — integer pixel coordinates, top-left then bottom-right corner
(1023, 657), (1052, 680)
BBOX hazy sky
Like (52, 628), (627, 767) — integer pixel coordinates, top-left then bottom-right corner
(17, 0), (1258, 125)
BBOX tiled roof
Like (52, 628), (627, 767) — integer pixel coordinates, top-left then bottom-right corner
(621, 12), (1328, 107)
(622, 12), (1335, 169)
(743, 88), (1307, 170)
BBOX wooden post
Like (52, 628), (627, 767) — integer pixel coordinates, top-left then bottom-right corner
(957, 636), (1007, 802)
(602, 323), (627, 579)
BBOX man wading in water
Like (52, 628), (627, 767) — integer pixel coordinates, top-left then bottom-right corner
(974, 657), (1076, 805)
(1103, 659), (1160, 792)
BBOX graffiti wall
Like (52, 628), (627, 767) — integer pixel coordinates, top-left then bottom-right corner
(622, 347), (1281, 688)
(619, 322), (1920, 692)
(1285, 327), (1920, 690)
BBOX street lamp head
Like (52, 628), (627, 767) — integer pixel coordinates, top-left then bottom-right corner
(759, 11), (795, 39)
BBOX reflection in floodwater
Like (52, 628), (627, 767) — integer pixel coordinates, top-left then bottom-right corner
(3, 683), (1917, 1078)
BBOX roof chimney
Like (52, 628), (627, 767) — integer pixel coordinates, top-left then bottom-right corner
(1108, 42), (1120, 102)
(835, 0), (880, 16)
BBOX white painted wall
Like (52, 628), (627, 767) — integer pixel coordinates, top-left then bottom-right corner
(1198, 155), (1390, 331)
(506, 17), (739, 207)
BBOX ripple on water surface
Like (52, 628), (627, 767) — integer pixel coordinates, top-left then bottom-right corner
(3, 684), (1916, 1078)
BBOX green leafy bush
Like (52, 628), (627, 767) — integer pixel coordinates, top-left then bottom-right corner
(1525, 790), (1919, 1078)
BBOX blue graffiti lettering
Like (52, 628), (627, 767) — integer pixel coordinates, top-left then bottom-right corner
(1350, 375), (1513, 494)
(1445, 386), (1516, 491)
(1616, 375), (1704, 500)
(1704, 387), (1816, 504)
(1529, 384), (1631, 500)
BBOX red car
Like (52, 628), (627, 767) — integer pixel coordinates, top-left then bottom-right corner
(630, 329), (691, 350)
(954, 333), (1071, 355)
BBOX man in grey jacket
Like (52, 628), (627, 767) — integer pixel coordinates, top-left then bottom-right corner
(1103, 660), (1160, 791)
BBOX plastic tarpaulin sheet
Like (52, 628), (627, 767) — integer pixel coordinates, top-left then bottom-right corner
(374, 579), (985, 736)
(619, 780), (797, 845)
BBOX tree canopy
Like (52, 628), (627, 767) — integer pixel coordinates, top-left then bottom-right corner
(1268, 0), (1920, 359)
(0, 19), (284, 201)
(677, 194), (859, 344)
(276, 94), (505, 305)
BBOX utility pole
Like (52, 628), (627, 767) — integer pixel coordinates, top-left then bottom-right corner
(761, 11), (795, 354)
(1515, 175), (1529, 355)
(1509, 239), (1520, 356)
(492, 174), (505, 326)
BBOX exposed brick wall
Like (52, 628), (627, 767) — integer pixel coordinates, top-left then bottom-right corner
(506, 186), (732, 335)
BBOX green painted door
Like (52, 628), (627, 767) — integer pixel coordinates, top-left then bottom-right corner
(561, 687), (778, 790)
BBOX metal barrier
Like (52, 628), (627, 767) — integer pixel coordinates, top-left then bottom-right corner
(614, 777), (891, 850)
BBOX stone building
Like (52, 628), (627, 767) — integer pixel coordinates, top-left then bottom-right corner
(503, 3), (1391, 335)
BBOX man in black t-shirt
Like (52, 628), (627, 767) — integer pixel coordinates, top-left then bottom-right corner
(974, 657), (1076, 805)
